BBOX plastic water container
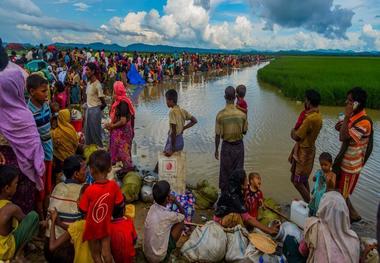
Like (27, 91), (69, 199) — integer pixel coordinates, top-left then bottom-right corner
(290, 200), (309, 228)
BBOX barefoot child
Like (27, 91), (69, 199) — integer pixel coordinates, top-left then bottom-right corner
(164, 89), (197, 157)
(236, 85), (248, 114)
(308, 152), (336, 216)
(27, 74), (54, 219)
(244, 172), (264, 218)
(0, 166), (39, 261)
(144, 180), (185, 262)
(154, 89), (197, 172)
(79, 150), (124, 263)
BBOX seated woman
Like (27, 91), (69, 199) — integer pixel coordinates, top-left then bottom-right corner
(214, 170), (278, 235)
(301, 191), (360, 263)
(51, 109), (79, 177)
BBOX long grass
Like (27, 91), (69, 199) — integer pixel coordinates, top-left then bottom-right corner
(257, 56), (380, 109)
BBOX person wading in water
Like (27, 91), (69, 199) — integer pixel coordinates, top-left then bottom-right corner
(334, 87), (374, 222)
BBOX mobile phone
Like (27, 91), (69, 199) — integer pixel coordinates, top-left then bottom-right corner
(353, 101), (359, 110)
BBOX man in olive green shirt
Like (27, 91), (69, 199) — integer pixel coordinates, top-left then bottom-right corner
(215, 86), (248, 193)
(290, 89), (322, 203)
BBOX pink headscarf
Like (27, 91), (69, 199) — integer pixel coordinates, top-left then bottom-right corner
(110, 81), (135, 122)
(0, 63), (45, 190)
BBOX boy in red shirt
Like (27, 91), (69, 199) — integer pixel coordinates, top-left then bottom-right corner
(79, 150), (124, 263)
(236, 85), (248, 114)
(110, 205), (137, 263)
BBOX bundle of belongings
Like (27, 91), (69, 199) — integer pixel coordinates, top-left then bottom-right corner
(181, 221), (290, 262)
(192, 180), (218, 209)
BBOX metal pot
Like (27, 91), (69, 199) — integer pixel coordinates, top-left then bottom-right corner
(143, 175), (157, 187)
(140, 185), (154, 203)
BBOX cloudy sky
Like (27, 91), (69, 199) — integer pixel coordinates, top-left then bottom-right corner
(1, 0), (380, 50)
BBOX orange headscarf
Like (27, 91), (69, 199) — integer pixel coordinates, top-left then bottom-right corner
(110, 81), (135, 122)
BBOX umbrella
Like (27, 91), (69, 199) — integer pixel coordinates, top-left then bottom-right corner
(47, 45), (57, 52)
(25, 60), (48, 73)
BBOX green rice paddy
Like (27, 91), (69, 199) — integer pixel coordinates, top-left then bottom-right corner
(257, 56), (380, 109)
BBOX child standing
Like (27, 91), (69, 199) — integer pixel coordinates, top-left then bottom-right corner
(288, 108), (307, 163)
(144, 180), (185, 263)
(308, 152), (336, 216)
(244, 172), (264, 218)
(0, 166), (39, 261)
(68, 66), (81, 105)
(110, 205), (137, 263)
(27, 74), (54, 219)
(154, 89), (197, 173)
(164, 89), (197, 157)
(54, 81), (68, 110)
(79, 150), (124, 263)
(236, 85), (248, 114)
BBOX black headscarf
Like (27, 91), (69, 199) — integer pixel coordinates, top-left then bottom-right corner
(215, 169), (247, 217)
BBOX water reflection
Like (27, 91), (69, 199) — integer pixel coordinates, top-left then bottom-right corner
(132, 64), (380, 223)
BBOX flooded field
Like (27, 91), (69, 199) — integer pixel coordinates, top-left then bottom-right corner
(132, 64), (380, 223)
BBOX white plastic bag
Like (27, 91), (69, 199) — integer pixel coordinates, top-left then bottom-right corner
(275, 222), (302, 243)
(225, 225), (250, 262)
(181, 221), (227, 262)
(244, 244), (262, 263)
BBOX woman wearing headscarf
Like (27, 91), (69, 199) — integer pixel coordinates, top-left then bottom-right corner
(51, 109), (79, 173)
(0, 40), (45, 213)
(303, 191), (360, 263)
(214, 170), (278, 235)
(106, 81), (135, 174)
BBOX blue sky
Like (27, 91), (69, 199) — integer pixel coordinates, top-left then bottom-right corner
(1, 0), (380, 50)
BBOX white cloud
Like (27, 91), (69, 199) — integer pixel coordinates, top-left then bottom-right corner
(16, 24), (42, 39)
(55, 0), (71, 3)
(360, 24), (380, 49)
(2, 0), (379, 51)
(52, 32), (111, 44)
(0, 0), (97, 33)
(98, 0), (376, 50)
(73, 2), (90, 11)
(3, 0), (42, 17)
(105, 8), (116, 12)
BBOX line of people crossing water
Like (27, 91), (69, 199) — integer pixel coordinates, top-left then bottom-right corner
(0, 39), (377, 263)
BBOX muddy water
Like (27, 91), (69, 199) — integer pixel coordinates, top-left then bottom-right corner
(132, 64), (380, 223)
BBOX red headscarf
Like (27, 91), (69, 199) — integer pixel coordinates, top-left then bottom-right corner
(110, 81), (135, 122)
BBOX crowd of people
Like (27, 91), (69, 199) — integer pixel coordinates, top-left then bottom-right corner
(0, 38), (378, 263)
(9, 43), (260, 88)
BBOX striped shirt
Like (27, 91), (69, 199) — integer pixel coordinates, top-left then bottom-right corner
(341, 110), (372, 174)
(28, 100), (53, 161)
(215, 103), (248, 142)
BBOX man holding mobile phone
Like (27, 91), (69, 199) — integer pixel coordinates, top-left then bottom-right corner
(334, 87), (374, 222)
